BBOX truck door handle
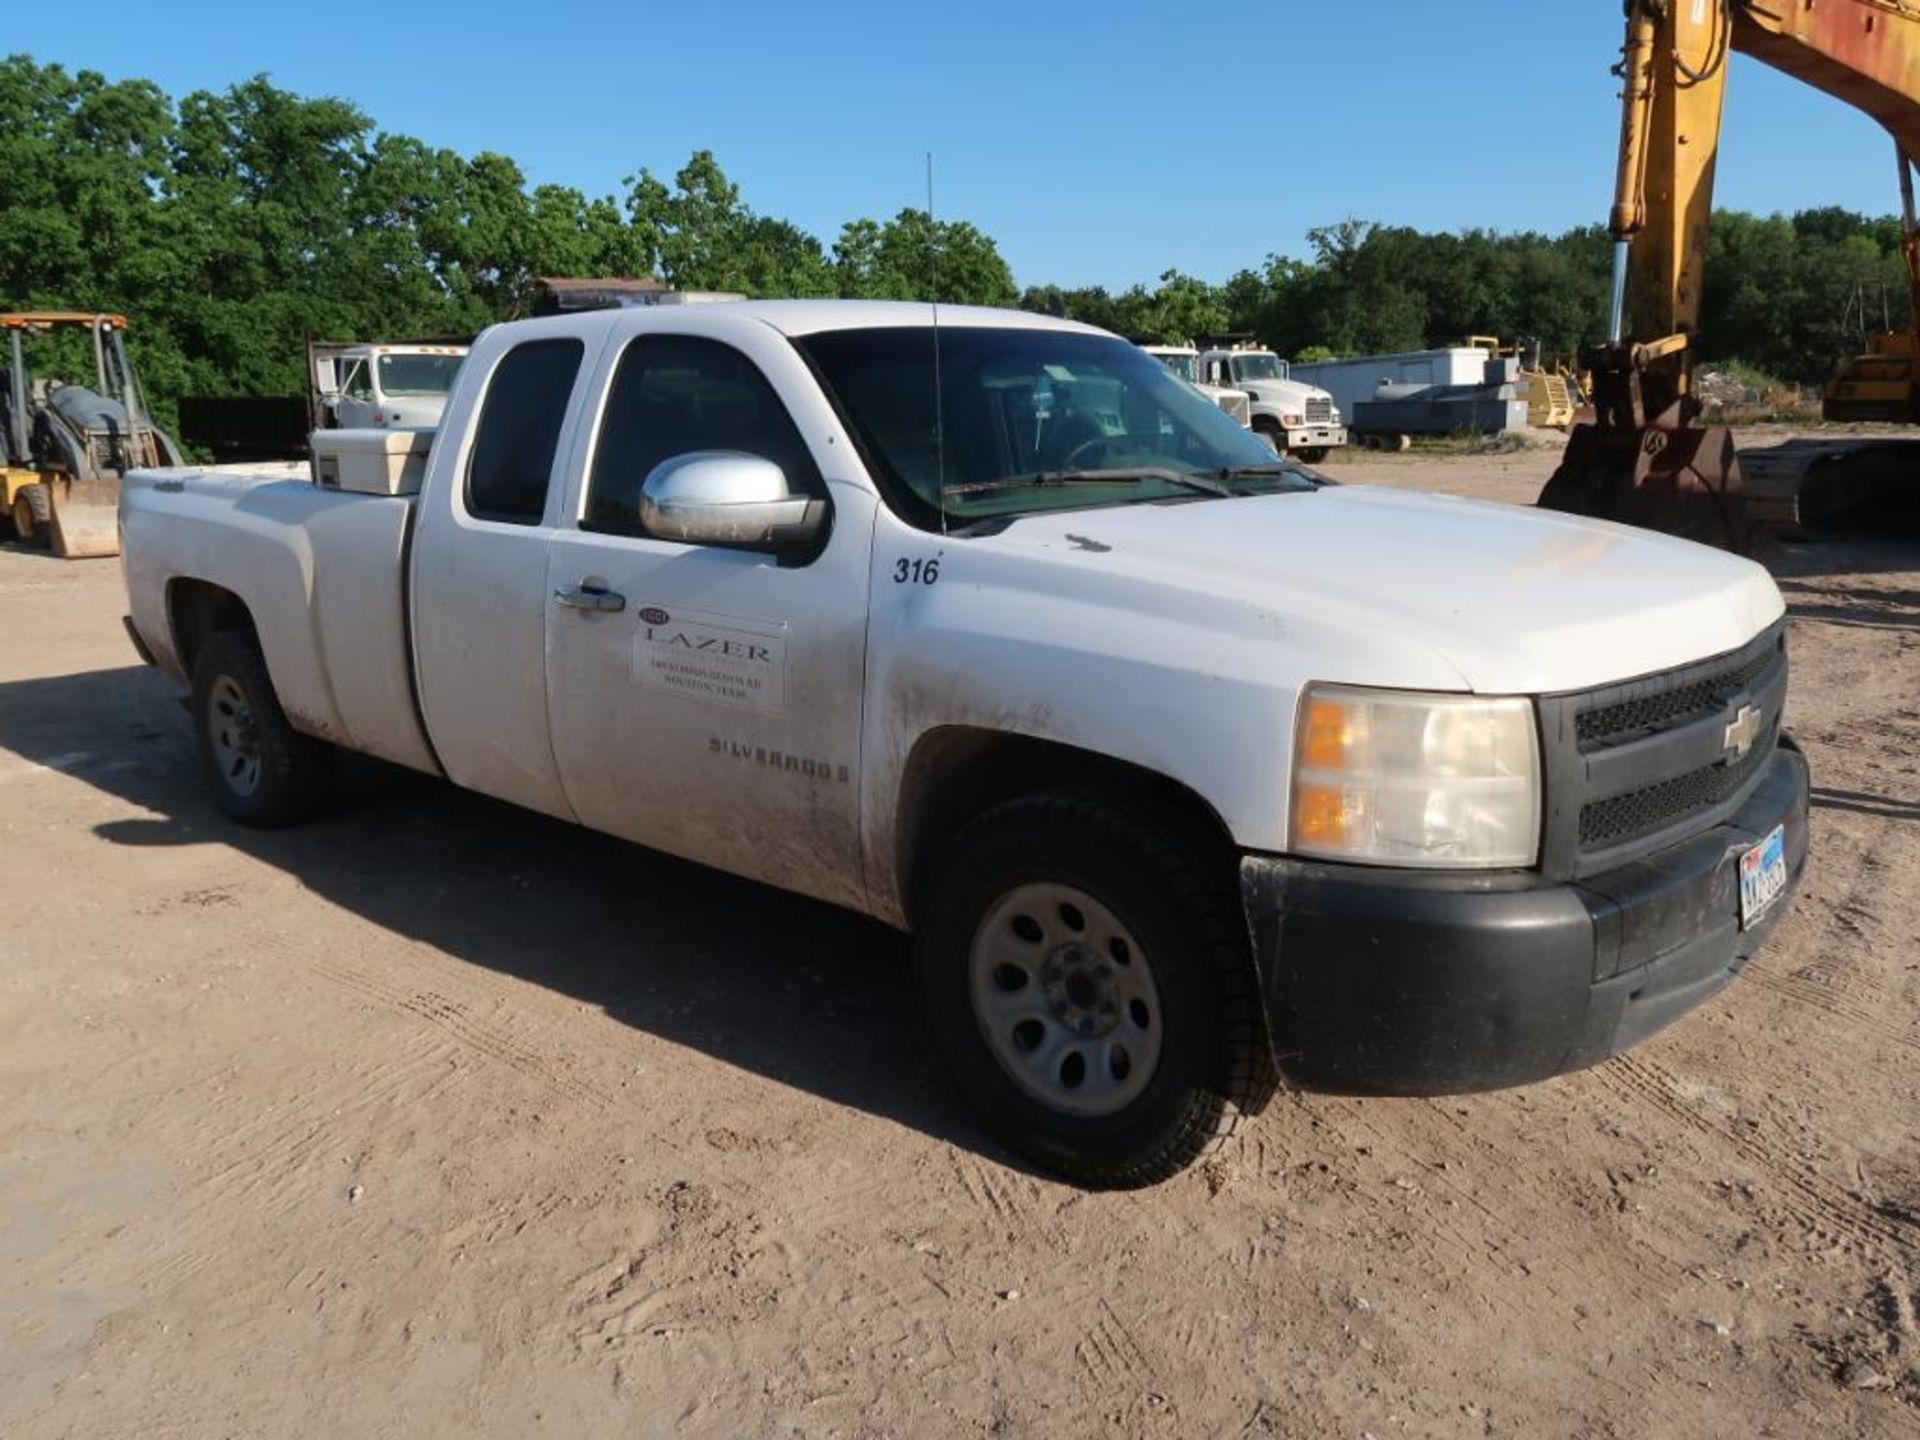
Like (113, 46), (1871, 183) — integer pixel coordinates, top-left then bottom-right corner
(552, 584), (626, 613)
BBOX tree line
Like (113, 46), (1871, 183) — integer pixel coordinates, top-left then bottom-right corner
(4, 53), (1911, 440)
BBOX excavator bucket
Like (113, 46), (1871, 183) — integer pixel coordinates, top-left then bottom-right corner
(45, 476), (121, 559)
(1537, 402), (1756, 554)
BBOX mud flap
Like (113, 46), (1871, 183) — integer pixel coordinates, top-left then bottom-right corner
(46, 476), (121, 559)
(1538, 402), (1754, 554)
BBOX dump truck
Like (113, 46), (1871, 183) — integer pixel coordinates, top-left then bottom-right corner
(2, 313), (182, 557)
(1138, 344), (1253, 426)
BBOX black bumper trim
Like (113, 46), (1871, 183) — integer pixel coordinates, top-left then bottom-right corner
(1241, 739), (1809, 1094)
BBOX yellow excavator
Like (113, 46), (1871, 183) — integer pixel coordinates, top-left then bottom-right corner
(1541, 0), (1920, 548)
(1, 312), (182, 558)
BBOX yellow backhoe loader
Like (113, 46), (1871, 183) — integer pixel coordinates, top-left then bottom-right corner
(1541, 0), (1920, 548)
(1, 313), (182, 558)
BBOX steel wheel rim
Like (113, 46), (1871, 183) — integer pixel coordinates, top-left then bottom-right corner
(207, 674), (263, 798)
(969, 881), (1163, 1117)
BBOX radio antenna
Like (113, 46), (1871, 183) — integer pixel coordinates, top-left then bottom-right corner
(928, 151), (948, 535)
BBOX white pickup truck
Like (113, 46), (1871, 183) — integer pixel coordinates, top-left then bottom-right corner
(120, 301), (1808, 1188)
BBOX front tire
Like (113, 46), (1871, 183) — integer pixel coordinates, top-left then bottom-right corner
(191, 630), (332, 827)
(12, 485), (50, 546)
(1296, 446), (1330, 464)
(915, 789), (1272, 1188)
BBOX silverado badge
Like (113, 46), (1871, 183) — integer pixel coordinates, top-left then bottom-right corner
(1722, 703), (1764, 759)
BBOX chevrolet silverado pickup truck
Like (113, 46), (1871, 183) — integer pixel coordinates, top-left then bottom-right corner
(120, 301), (1809, 1188)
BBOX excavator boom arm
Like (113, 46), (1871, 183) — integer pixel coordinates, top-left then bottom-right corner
(1612, 0), (1920, 355)
(1542, 0), (1920, 549)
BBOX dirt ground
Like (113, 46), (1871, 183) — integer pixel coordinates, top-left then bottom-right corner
(2, 439), (1916, 1439)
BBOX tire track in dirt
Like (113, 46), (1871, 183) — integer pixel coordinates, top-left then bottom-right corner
(946, 1150), (1045, 1227)
(1597, 1055), (1918, 1259)
(1744, 969), (1920, 1056)
(562, 1179), (785, 1362)
(196, 1047), (459, 1206)
(308, 955), (613, 1110)
(120, 1044), (460, 1304)
(1075, 1295), (1157, 1389)
(1312, 1096), (1683, 1316)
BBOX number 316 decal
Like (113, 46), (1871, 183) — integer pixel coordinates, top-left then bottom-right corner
(893, 555), (942, 585)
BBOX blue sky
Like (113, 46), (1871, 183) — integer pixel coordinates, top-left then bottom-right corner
(10, 0), (1908, 290)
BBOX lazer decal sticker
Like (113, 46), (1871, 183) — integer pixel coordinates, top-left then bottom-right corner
(634, 607), (787, 713)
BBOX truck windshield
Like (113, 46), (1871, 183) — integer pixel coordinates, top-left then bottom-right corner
(377, 353), (463, 397)
(1231, 354), (1288, 382)
(1152, 352), (1199, 383)
(798, 327), (1310, 530)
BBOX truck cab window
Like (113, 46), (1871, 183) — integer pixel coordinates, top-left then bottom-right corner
(341, 361), (372, 402)
(464, 338), (584, 525)
(582, 334), (821, 538)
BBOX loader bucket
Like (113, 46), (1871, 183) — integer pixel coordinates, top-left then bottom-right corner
(46, 476), (122, 558)
(1537, 402), (1756, 554)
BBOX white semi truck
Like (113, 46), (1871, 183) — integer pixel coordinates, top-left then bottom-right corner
(119, 301), (1806, 1188)
(1196, 343), (1346, 461)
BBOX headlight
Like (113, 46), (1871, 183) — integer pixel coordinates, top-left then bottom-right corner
(1281, 412), (1303, 427)
(1289, 685), (1541, 868)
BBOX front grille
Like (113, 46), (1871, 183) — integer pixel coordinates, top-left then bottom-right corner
(1305, 397), (1333, 424)
(1538, 622), (1788, 878)
(1219, 393), (1250, 424)
(1578, 716), (1778, 848)
(1576, 642), (1778, 749)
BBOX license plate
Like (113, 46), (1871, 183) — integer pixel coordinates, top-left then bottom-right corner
(1738, 824), (1788, 929)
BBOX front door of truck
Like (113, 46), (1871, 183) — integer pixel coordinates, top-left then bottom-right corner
(543, 329), (875, 912)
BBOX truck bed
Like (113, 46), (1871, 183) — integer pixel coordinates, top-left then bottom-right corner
(120, 464), (439, 775)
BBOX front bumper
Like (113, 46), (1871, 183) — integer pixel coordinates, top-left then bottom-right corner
(1240, 739), (1809, 1094)
(1284, 425), (1346, 451)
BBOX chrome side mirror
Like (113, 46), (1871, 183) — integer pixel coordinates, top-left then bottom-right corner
(639, 451), (826, 553)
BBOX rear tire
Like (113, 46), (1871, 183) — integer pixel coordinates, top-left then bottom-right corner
(915, 788), (1272, 1189)
(191, 630), (332, 827)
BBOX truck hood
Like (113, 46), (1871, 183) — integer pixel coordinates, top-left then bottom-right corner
(978, 484), (1783, 694)
(1244, 379), (1329, 407)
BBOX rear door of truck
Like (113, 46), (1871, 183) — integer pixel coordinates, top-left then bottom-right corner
(411, 330), (601, 822)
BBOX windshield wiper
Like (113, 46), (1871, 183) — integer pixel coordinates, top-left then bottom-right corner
(941, 467), (1232, 499)
(1219, 462), (1326, 488)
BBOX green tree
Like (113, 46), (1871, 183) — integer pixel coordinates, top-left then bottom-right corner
(838, 208), (1018, 306)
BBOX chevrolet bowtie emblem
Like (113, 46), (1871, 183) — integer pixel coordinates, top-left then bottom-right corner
(1723, 703), (1764, 759)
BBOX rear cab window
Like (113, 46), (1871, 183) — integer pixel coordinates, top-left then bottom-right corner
(464, 338), (585, 525)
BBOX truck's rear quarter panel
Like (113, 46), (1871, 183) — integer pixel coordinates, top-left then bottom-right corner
(122, 466), (439, 774)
